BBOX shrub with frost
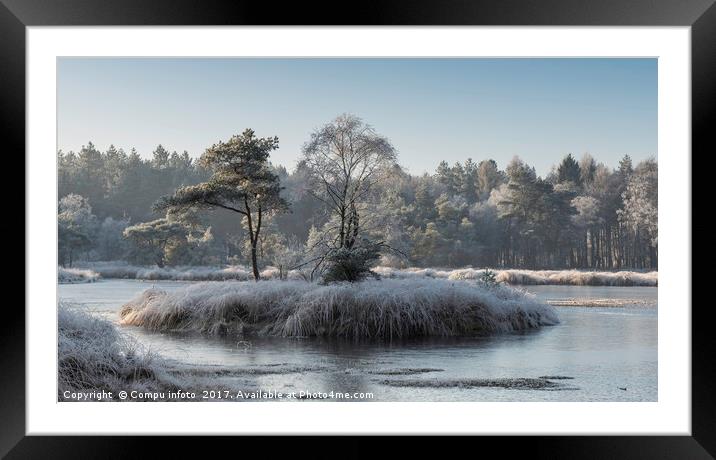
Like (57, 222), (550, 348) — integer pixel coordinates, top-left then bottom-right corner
(477, 268), (498, 286)
(322, 242), (382, 283)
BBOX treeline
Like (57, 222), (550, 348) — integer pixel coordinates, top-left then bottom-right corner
(368, 152), (656, 269)
(57, 125), (657, 270)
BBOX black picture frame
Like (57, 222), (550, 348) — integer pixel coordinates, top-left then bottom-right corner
(3, 0), (710, 457)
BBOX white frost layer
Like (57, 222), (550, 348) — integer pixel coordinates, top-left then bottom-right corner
(373, 267), (658, 287)
(58, 267), (100, 284)
(78, 261), (295, 281)
(119, 278), (559, 339)
(58, 304), (185, 400)
(75, 262), (657, 286)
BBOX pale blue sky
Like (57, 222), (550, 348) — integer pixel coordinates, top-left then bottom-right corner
(57, 58), (657, 176)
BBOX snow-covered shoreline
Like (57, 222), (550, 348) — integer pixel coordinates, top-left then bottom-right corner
(74, 262), (290, 282)
(58, 267), (101, 284)
(71, 262), (657, 287)
(118, 278), (559, 339)
(58, 304), (185, 401)
(374, 267), (658, 287)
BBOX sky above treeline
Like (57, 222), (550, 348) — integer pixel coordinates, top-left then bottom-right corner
(57, 58), (657, 176)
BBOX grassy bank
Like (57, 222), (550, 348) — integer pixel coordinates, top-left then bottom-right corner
(119, 278), (559, 340)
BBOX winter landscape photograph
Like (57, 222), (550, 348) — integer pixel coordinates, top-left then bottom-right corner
(57, 58), (657, 402)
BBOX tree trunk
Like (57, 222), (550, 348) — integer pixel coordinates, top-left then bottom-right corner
(244, 198), (260, 282)
(339, 205), (346, 248)
(586, 229), (592, 268)
(251, 241), (260, 281)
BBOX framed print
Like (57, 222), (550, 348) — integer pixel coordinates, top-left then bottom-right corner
(5, 0), (711, 456)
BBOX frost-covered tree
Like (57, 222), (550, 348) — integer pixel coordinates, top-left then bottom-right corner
(469, 200), (502, 266)
(301, 114), (397, 281)
(296, 225), (336, 281)
(103, 144), (127, 194)
(123, 217), (187, 268)
(57, 133), (656, 271)
(169, 225), (216, 266)
(579, 153), (597, 186)
(155, 129), (289, 280)
(571, 195), (602, 267)
(618, 154), (634, 179)
(476, 159), (504, 200)
(73, 142), (108, 216)
(151, 144), (170, 169)
(435, 160), (457, 196)
(497, 157), (575, 268)
(58, 194), (97, 267)
(371, 183), (412, 268)
(413, 176), (438, 223)
(435, 193), (468, 224)
(411, 222), (448, 266)
(96, 216), (130, 261)
(618, 159), (658, 266)
(460, 158), (479, 202)
(260, 232), (304, 280)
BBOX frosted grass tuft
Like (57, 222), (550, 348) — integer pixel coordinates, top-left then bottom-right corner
(119, 278), (559, 340)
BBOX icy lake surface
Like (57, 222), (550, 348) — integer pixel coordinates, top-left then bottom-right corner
(59, 280), (657, 402)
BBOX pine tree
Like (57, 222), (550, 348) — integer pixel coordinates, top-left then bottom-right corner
(557, 153), (582, 185)
(155, 129), (289, 280)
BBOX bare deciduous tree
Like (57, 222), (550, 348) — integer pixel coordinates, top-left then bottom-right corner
(302, 114), (397, 251)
